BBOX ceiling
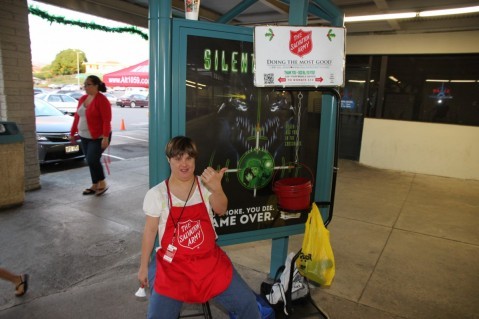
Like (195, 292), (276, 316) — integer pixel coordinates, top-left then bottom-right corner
(33, 0), (479, 35)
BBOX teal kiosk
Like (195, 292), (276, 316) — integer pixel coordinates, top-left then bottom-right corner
(148, 0), (344, 304)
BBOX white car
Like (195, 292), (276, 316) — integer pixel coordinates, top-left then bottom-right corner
(103, 93), (117, 105)
(35, 93), (79, 114)
(61, 84), (82, 91)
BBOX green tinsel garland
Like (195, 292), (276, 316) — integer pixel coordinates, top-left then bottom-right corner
(28, 6), (148, 40)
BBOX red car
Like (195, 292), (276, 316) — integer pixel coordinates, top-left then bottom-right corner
(116, 94), (148, 108)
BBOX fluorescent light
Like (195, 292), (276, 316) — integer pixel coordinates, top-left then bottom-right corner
(426, 79), (479, 82)
(419, 6), (479, 17)
(388, 75), (399, 82)
(186, 83), (203, 89)
(345, 12), (416, 22)
(344, 5), (479, 23)
(186, 80), (206, 88)
(348, 79), (366, 83)
(450, 80), (476, 83)
(347, 79), (375, 83)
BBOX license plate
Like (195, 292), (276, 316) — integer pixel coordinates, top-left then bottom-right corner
(65, 145), (80, 153)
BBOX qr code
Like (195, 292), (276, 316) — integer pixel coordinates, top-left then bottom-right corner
(264, 73), (274, 84)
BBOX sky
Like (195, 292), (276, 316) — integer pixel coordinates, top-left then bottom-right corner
(28, 0), (149, 67)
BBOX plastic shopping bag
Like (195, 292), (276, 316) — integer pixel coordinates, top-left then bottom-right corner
(296, 203), (335, 286)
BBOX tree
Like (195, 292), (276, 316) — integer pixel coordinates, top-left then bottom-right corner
(33, 65), (54, 80)
(50, 49), (87, 76)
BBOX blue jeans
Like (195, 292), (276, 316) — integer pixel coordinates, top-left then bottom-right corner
(80, 137), (105, 184)
(147, 258), (156, 295)
(146, 260), (260, 319)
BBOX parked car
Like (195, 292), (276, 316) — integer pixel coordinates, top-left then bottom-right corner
(65, 91), (116, 105)
(34, 88), (46, 95)
(36, 93), (79, 114)
(103, 93), (117, 105)
(61, 84), (82, 91)
(48, 83), (63, 89)
(65, 91), (84, 100)
(35, 98), (84, 164)
(116, 93), (148, 108)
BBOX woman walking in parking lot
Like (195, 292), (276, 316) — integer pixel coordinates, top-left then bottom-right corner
(70, 75), (112, 196)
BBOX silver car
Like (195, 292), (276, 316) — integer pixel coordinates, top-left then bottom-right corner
(36, 93), (79, 114)
(35, 98), (84, 164)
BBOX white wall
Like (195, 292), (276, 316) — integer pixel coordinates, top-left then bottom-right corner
(346, 30), (479, 54)
(360, 118), (479, 180)
(345, 30), (479, 180)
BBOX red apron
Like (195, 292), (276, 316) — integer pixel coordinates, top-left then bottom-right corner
(154, 178), (233, 303)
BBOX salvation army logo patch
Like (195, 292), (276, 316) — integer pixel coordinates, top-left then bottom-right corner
(289, 29), (313, 58)
(177, 219), (204, 249)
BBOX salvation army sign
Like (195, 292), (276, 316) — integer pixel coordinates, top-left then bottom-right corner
(254, 26), (345, 87)
(290, 29), (313, 57)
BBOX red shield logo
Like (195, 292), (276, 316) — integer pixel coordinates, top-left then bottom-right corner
(289, 29), (313, 58)
(177, 219), (204, 249)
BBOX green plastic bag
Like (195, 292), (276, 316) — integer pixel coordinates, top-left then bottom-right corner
(296, 203), (335, 286)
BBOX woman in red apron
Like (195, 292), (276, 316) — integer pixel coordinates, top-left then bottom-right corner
(138, 136), (260, 319)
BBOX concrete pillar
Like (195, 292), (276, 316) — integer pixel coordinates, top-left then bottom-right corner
(0, 0), (41, 191)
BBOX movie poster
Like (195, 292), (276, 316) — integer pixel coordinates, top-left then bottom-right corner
(185, 35), (321, 235)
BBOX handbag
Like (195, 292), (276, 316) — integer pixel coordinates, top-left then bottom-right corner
(260, 252), (309, 316)
(296, 203), (335, 286)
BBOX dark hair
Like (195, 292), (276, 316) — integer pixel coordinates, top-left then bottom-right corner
(86, 75), (107, 93)
(165, 136), (198, 159)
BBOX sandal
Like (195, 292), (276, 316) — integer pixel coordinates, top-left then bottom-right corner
(15, 274), (29, 297)
(82, 188), (96, 195)
(95, 186), (109, 196)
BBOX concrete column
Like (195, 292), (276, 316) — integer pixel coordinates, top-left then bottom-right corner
(0, 0), (40, 191)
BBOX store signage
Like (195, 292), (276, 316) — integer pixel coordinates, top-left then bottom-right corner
(254, 26), (345, 87)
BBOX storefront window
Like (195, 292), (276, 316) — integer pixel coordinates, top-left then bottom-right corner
(346, 54), (479, 126)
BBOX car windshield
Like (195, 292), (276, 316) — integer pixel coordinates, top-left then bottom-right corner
(60, 95), (78, 102)
(35, 98), (65, 116)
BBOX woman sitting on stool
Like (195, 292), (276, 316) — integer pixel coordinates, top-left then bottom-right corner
(138, 136), (260, 319)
